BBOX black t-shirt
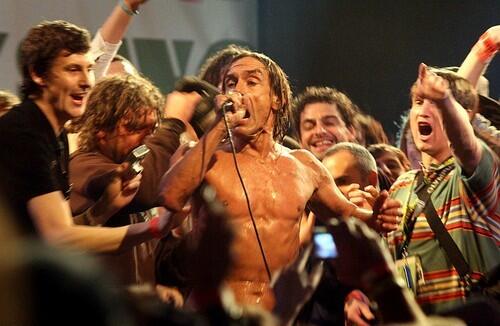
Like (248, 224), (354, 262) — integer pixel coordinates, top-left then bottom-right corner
(0, 100), (70, 234)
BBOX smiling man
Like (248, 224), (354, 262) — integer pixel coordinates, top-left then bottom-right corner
(160, 51), (401, 311)
(0, 20), (176, 252)
(292, 86), (358, 160)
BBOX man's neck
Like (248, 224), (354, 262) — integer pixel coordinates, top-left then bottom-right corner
(34, 98), (65, 136)
(421, 149), (452, 168)
(234, 130), (277, 159)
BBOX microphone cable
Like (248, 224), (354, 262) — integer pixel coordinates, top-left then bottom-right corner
(221, 102), (272, 281)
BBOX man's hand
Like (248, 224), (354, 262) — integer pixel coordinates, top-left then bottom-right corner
(485, 25), (500, 47)
(214, 91), (248, 130)
(369, 190), (401, 233)
(156, 205), (191, 237)
(88, 162), (142, 226)
(124, 0), (149, 11)
(346, 184), (379, 210)
(163, 91), (202, 123)
(155, 284), (184, 308)
(344, 290), (375, 326)
(414, 63), (453, 106)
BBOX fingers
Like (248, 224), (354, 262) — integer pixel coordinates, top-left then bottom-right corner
(372, 190), (388, 215)
(418, 62), (427, 82)
(164, 91), (202, 122)
(345, 299), (373, 326)
(417, 63), (451, 101)
(363, 185), (379, 198)
(358, 301), (375, 321)
(344, 183), (360, 194)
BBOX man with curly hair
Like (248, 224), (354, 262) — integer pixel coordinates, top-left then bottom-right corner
(70, 74), (193, 286)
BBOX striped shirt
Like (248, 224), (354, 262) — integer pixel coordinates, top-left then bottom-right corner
(386, 144), (500, 314)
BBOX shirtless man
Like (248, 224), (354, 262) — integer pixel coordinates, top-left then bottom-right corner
(160, 51), (401, 310)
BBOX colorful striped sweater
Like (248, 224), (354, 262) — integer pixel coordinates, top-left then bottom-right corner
(386, 144), (499, 314)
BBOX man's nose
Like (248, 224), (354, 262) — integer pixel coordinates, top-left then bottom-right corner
(313, 122), (328, 134)
(80, 70), (94, 90)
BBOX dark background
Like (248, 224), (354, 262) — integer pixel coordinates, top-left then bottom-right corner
(258, 1), (499, 142)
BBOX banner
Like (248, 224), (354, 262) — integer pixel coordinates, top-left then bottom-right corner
(0, 0), (257, 93)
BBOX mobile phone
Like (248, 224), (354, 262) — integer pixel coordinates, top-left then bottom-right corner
(123, 144), (150, 179)
(313, 226), (338, 259)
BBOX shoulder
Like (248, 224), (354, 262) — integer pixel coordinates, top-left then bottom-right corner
(288, 148), (329, 182)
(390, 169), (419, 193)
(69, 150), (115, 171)
(0, 101), (52, 144)
(289, 148), (321, 166)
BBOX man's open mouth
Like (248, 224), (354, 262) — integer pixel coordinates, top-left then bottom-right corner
(418, 122), (432, 136)
(70, 93), (86, 105)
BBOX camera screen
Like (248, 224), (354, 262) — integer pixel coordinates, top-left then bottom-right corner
(313, 232), (338, 259)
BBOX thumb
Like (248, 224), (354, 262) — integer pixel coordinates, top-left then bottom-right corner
(115, 162), (129, 177)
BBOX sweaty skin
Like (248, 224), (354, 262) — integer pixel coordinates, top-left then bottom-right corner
(161, 56), (400, 310)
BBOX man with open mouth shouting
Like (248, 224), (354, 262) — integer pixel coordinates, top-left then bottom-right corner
(385, 64), (499, 315)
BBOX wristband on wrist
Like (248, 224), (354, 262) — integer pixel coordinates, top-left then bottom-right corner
(345, 289), (366, 305)
(148, 217), (162, 239)
(474, 31), (498, 63)
(119, 0), (139, 16)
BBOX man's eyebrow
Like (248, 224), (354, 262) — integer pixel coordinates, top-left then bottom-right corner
(245, 69), (264, 77)
(227, 68), (264, 78)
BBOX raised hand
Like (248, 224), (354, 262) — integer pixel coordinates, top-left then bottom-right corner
(164, 91), (202, 124)
(125, 0), (149, 11)
(414, 63), (452, 105)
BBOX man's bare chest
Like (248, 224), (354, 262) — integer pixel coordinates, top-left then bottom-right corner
(205, 155), (314, 221)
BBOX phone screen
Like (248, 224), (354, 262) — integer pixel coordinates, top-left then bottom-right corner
(313, 230), (338, 259)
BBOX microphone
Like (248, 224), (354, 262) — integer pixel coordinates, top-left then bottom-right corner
(222, 100), (234, 112)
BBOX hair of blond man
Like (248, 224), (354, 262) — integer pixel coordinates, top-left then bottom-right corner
(77, 74), (164, 152)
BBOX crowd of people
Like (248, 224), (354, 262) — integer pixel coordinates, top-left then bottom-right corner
(0, 1), (498, 325)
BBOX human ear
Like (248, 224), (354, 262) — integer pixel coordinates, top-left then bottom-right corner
(29, 66), (46, 87)
(271, 94), (281, 111)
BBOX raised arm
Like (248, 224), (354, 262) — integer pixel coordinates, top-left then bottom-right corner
(159, 92), (246, 212)
(91, 0), (149, 79)
(458, 25), (499, 88)
(415, 63), (482, 175)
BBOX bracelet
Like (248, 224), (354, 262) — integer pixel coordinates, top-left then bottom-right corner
(119, 0), (139, 16)
(474, 31), (498, 63)
(148, 217), (162, 239)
